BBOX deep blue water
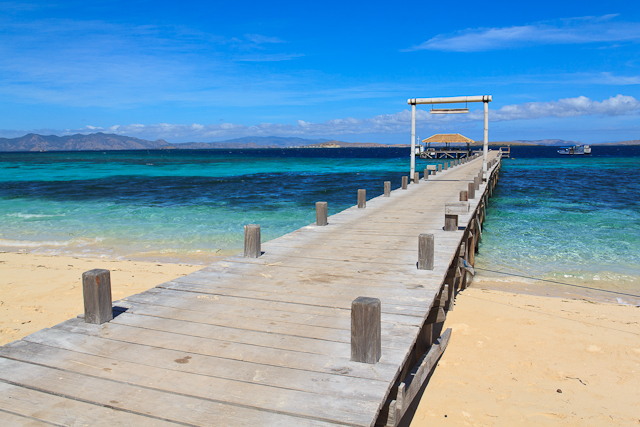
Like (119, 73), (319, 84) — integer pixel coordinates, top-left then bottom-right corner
(1, 145), (639, 294)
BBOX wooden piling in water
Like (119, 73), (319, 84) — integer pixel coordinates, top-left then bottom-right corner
(316, 201), (328, 226)
(351, 297), (381, 364)
(244, 224), (261, 258)
(82, 269), (113, 325)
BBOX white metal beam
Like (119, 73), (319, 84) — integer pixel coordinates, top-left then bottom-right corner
(407, 95), (491, 105)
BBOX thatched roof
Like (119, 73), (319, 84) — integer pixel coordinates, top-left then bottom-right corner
(422, 133), (474, 143)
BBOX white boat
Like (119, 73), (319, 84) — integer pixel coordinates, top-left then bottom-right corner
(557, 144), (591, 155)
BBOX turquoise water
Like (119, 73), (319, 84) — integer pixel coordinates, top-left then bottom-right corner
(474, 146), (640, 300)
(1, 146), (639, 298)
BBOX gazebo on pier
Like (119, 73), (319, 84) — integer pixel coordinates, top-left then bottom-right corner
(419, 133), (476, 159)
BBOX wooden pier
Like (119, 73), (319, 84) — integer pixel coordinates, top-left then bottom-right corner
(0, 153), (502, 427)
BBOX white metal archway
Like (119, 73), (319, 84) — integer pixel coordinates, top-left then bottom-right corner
(407, 95), (492, 179)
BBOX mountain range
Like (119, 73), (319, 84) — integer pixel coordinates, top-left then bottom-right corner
(0, 133), (638, 152)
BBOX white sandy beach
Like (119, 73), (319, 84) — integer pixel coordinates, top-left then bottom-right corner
(1, 251), (638, 426)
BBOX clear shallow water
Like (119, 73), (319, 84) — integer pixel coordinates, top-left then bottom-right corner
(1, 146), (639, 298)
(474, 145), (640, 301)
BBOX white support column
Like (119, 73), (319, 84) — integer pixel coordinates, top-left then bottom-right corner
(411, 103), (416, 178)
(483, 100), (489, 179)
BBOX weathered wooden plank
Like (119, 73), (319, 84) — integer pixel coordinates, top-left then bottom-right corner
(17, 329), (389, 401)
(51, 319), (403, 379)
(0, 381), (178, 427)
(0, 358), (355, 427)
(0, 342), (380, 425)
(114, 300), (416, 352)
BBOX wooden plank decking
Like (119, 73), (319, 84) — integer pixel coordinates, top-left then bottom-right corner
(0, 153), (501, 427)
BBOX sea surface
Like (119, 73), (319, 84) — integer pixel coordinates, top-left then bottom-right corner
(1, 146), (639, 301)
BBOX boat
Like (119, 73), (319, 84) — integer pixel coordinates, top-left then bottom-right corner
(557, 144), (591, 155)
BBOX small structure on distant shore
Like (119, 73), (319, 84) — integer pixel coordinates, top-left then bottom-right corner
(419, 133), (475, 159)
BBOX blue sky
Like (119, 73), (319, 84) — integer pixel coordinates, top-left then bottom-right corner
(0, 0), (639, 143)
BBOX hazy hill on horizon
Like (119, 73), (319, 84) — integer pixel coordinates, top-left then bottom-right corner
(0, 133), (638, 152)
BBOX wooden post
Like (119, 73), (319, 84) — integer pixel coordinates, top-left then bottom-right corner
(438, 164), (442, 172)
(357, 189), (366, 208)
(244, 224), (261, 258)
(316, 201), (328, 226)
(460, 190), (468, 201)
(82, 269), (113, 324)
(414, 172), (420, 184)
(402, 176), (408, 189)
(351, 297), (381, 364)
(444, 214), (458, 231)
(468, 182), (475, 199)
(443, 162), (448, 170)
(474, 176), (481, 190)
(384, 181), (391, 197)
(417, 234), (434, 270)
(423, 168), (429, 180)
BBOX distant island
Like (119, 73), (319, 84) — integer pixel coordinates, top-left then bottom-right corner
(0, 132), (638, 152)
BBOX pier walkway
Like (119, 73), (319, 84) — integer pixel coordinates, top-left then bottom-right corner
(0, 153), (501, 427)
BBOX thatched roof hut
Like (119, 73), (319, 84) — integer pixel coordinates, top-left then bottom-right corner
(421, 133), (474, 144)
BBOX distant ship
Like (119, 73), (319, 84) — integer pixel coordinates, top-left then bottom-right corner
(557, 144), (591, 155)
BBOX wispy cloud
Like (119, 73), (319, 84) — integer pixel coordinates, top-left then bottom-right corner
(244, 34), (285, 44)
(7, 95), (636, 142)
(406, 15), (640, 52)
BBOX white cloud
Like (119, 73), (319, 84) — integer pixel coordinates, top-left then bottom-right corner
(406, 15), (640, 52)
(4, 95), (638, 142)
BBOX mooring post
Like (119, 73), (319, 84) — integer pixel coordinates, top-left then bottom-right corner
(351, 297), (381, 364)
(438, 164), (442, 172)
(474, 176), (481, 190)
(460, 190), (468, 201)
(444, 214), (458, 231)
(357, 189), (366, 208)
(417, 233), (434, 270)
(316, 201), (328, 226)
(244, 224), (261, 258)
(468, 182), (475, 199)
(402, 176), (408, 189)
(443, 162), (448, 170)
(83, 269), (113, 324)
(384, 181), (391, 197)
(423, 168), (429, 180)
(414, 172), (420, 184)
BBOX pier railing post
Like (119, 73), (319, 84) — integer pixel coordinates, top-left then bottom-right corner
(423, 168), (429, 180)
(474, 176), (481, 190)
(438, 164), (442, 172)
(351, 297), (381, 364)
(402, 176), (408, 189)
(444, 215), (458, 231)
(244, 224), (261, 258)
(444, 162), (448, 170)
(384, 181), (391, 197)
(460, 190), (468, 201)
(82, 269), (113, 324)
(316, 202), (328, 226)
(414, 172), (420, 184)
(357, 189), (366, 208)
(417, 233), (434, 270)
(468, 182), (475, 199)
